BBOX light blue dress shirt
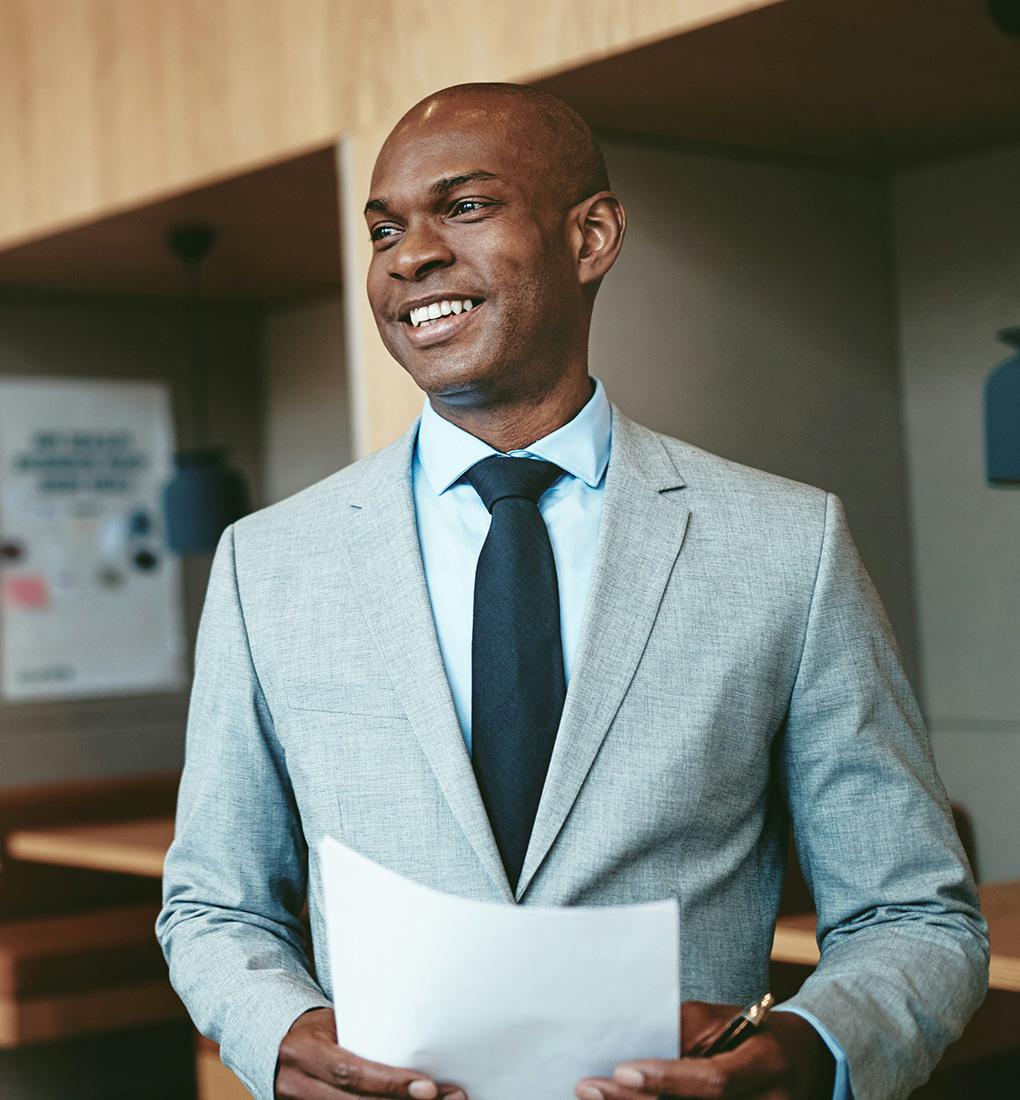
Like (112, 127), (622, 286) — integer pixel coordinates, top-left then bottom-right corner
(411, 377), (851, 1099)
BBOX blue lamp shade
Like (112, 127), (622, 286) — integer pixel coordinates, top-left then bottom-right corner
(162, 448), (251, 553)
(985, 327), (1020, 486)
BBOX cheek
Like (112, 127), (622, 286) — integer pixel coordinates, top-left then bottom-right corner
(498, 263), (575, 340)
(366, 263), (386, 313)
(476, 220), (549, 284)
(485, 244), (563, 318)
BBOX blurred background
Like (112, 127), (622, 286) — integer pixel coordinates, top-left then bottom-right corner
(0, 1), (1017, 1097)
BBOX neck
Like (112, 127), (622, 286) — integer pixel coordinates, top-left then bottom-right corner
(428, 371), (594, 452)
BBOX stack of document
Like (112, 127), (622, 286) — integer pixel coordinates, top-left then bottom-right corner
(320, 837), (680, 1100)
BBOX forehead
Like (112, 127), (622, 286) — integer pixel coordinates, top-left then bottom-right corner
(369, 103), (545, 202)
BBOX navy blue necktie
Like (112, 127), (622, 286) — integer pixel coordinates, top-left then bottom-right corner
(464, 455), (567, 891)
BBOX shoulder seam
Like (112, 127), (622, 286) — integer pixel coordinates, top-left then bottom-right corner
(226, 522), (277, 736)
(790, 489), (831, 694)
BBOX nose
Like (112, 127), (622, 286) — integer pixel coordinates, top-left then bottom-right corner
(387, 218), (454, 281)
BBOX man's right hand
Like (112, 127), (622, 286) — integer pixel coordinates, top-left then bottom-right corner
(275, 1008), (467, 1100)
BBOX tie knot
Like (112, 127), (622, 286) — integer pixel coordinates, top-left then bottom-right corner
(463, 455), (564, 513)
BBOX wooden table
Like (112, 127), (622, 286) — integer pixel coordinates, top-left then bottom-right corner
(5, 816), (174, 878)
(9, 817), (1018, 994)
(773, 880), (1020, 992)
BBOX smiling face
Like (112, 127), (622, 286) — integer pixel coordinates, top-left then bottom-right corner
(365, 87), (615, 411)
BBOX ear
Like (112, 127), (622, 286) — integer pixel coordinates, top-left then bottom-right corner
(572, 191), (627, 287)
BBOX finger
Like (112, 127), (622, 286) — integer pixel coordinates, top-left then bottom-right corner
(293, 1039), (441, 1098)
(576, 1078), (649, 1100)
(275, 1065), (363, 1099)
(612, 1047), (774, 1098)
(276, 1076), (467, 1100)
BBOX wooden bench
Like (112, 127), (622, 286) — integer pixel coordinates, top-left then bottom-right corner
(0, 903), (184, 1046)
(0, 774), (185, 1048)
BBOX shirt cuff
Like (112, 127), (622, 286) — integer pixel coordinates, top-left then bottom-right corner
(773, 1004), (853, 1100)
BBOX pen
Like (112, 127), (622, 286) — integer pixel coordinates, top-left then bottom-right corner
(694, 992), (775, 1057)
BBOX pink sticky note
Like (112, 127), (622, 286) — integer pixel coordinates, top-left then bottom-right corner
(4, 574), (50, 610)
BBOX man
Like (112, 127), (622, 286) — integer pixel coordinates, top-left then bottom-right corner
(158, 84), (988, 1100)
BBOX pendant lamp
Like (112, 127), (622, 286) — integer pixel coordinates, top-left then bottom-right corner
(985, 327), (1020, 486)
(162, 224), (251, 552)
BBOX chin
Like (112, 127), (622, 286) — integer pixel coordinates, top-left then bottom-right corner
(403, 354), (508, 407)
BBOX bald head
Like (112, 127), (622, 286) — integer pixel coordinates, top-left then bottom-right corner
(383, 83), (610, 208)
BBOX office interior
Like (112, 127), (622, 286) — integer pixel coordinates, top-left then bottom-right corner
(0, 1), (1017, 1097)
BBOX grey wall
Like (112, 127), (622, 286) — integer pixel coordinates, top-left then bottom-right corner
(592, 139), (918, 682)
(890, 144), (1020, 882)
(591, 136), (1019, 880)
(0, 293), (264, 787)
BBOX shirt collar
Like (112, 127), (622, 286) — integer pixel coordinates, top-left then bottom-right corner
(415, 376), (612, 495)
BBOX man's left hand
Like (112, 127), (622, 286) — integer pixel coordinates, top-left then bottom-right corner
(576, 1001), (835, 1100)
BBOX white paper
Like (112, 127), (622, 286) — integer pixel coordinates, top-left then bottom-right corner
(319, 836), (679, 1100)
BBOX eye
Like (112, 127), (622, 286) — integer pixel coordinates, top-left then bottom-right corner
(370, 224), (400, 242)
(449, 199), (488, 216)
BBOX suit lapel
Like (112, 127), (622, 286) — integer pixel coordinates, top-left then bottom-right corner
(337, 423), (514, 902)
(516, 408), (691, 898)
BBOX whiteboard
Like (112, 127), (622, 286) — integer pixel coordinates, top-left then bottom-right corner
(0, 376), (186, 701)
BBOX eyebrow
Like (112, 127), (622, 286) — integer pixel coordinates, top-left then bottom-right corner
(430, 170), (498, 196)
(364, 170), (499, 216)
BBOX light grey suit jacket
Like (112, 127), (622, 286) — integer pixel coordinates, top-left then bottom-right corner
(158, 407), (988, 1100)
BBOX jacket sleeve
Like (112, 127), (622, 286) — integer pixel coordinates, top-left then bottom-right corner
(779, 492), (988, 1100)
(156, 525), (331, 1100)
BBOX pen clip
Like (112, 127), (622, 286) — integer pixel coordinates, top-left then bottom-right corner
(743, 992), (775, 1027)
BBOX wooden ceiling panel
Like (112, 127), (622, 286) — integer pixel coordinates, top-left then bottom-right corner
(536, 0), (1020, 168)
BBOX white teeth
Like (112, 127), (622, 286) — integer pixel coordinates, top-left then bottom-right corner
(407, 299), (477, 327)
